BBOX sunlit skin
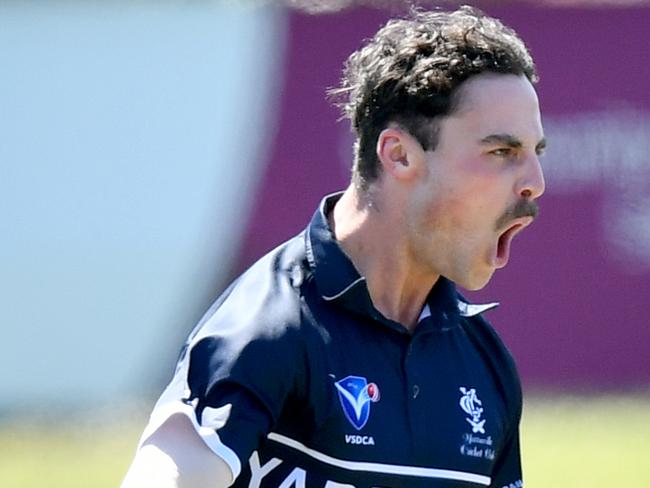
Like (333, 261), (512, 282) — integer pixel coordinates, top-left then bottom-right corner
(332, 73), (546, 331)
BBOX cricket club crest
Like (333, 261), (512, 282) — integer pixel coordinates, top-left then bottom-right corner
(334, 375), (380, 430)
(459, 387), (486, 434)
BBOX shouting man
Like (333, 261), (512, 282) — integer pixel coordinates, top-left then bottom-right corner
(123, 6), (545, 488)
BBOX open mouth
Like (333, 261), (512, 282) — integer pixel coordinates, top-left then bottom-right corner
(494, 220), (530, 269)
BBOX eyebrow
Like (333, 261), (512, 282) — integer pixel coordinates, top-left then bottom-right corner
(480, 133), (547, 153)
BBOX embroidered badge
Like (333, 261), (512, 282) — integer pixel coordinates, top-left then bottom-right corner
(334, 375), (380, 430)
(459, 387), (486, 434)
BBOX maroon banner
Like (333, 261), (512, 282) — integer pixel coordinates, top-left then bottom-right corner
(239, 5), (650, 390)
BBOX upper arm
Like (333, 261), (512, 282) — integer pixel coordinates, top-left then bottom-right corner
(123, 258), (309, 485)
(124, 321), (307, 487)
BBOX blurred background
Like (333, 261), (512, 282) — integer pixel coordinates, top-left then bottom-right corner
(1, 0), (649, 486)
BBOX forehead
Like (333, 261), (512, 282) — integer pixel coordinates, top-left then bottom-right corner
(445, 73), (544, 144)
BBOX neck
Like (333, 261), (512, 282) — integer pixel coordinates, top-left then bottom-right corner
(331, 185), (439, 332)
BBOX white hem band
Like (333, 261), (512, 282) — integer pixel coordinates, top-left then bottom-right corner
(267, 432), (491, 486)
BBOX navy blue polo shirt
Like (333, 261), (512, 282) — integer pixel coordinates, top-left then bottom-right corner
(143, 193), (524, 488)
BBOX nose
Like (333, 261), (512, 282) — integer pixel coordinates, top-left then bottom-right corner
(519, 155), (546, 200)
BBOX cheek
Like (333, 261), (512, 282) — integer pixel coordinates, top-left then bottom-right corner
(426, 190), (480, 232)
(446, 176), (505, 227)
(411, 164), (502, 237)
(423, 168), (488, 224)
(425, 190), (497, 265)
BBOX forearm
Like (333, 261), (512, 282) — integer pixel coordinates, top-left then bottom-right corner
(121, 413), (234, 488)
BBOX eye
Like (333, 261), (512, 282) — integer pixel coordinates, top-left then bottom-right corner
(490, 147), (514, 157)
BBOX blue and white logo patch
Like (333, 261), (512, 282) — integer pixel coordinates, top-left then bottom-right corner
(334, 375), (380, 431)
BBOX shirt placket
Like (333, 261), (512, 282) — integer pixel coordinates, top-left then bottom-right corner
(403, 332), (427, 461)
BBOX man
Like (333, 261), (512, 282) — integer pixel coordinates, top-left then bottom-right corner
(123, 6), (545, 488)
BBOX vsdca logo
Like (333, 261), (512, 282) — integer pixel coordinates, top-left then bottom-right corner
(334, 375), (380, 430)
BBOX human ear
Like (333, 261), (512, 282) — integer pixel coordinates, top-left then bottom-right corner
(376, 127), (421, 182)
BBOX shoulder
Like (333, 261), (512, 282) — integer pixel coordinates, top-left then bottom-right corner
(182, 232), (321, 380)
(197, 232), (310, 337)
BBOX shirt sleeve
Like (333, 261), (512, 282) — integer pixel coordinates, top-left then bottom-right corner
(138, 323), (306, 485)
(489, 425), (523, 488)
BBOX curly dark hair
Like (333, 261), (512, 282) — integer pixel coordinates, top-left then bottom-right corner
(331, 6), (538, 191)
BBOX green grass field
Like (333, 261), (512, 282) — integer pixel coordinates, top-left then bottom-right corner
(1, 395), (648, 487)
(522, 394), (650, 487)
